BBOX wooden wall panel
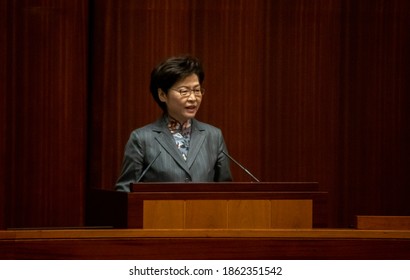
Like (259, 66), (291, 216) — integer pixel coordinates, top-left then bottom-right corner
(0, 0), (7, 229)
(4, 0), (88, 227)
(339, 0), (410, 226)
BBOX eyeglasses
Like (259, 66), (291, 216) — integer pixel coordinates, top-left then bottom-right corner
(171, 87), (205, 97)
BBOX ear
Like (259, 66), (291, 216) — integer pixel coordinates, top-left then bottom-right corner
(158, 89), (167, 102)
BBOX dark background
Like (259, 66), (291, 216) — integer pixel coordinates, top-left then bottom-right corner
(1, 0), (409, 229)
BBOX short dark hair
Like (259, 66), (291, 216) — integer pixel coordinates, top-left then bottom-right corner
(150, 55), (205, 112)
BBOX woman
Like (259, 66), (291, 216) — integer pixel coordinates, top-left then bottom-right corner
(115, 55), (232, 192)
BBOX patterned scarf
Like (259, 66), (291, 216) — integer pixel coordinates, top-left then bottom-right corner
(167, 116), (192, 161)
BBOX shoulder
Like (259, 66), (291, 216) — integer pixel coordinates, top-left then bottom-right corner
(193, 119), (222, 135)
(129, 118), (165, 139)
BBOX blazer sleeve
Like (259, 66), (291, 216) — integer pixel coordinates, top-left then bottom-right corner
(213, 130), (233, 182)
(115, 131), (144, 192)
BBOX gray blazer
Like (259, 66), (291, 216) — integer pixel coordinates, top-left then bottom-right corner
(115, 117), (233, 191)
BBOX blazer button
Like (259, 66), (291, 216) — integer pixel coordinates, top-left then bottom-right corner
(184, 178), (191, 182)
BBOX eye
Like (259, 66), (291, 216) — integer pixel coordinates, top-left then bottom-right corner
(179, 89), (189, 95)
(193, 89), (201, 95)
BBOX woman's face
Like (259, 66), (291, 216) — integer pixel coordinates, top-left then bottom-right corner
(159, 74), (203, 124)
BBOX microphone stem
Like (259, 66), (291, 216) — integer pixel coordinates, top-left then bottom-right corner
(222, 151), (260, 182)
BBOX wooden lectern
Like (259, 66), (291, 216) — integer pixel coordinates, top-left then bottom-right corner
(86, 182), (327, 229)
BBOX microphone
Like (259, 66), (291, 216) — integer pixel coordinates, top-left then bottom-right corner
(136, 151), (162, 182)
(222, 151), (260, 182)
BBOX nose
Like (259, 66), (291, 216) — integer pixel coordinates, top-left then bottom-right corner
(187, 91), (197, 100)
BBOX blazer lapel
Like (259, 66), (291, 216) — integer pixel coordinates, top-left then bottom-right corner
(152, 118), (190, 173)
(186, 120), (206, 169)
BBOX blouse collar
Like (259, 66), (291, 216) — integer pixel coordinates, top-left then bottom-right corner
(166, 115), (192, 134)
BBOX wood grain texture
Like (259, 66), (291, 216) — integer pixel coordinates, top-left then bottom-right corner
(143, 200), (185, 229)
(186, 200), (228, 228)
(1, 0), (410, 229)
(3, 228), (410, 240)
(0, 0), (7, 229)
(339, 0), (410, 226)
(228, 200), (271, 229)
(356, 216), (410, 230)
(1, 229), (410, 260)
(270, 200), (312, 229)
(143, 199), (311, 229)
(4, 0), (88, 227)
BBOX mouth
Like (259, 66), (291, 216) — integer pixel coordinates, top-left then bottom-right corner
(185, 105), (197, 111)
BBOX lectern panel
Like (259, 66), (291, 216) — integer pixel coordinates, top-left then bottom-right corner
(185, 200), (228, 229)
(141, 199), (312, 229)
(143, 201), (185, 229)
(228, 200), (271, 229)
(271, 200), (312, 228)
(86, 182), (327, 229)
